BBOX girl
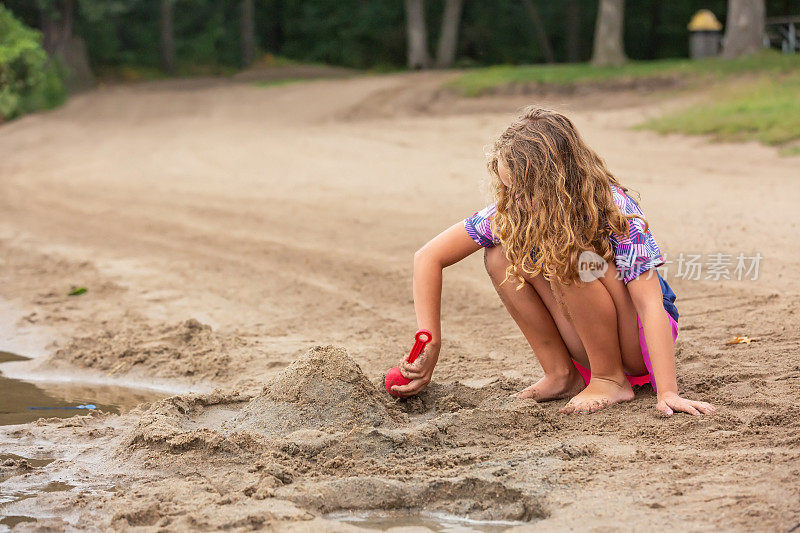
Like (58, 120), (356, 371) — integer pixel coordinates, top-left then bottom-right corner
(390, 107), (715, 417)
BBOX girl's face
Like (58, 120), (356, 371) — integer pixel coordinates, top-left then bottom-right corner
(498, 159), (512, 188)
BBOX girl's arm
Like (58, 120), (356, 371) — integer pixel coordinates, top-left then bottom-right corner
(390, 222), (482, 397)
(627, 272), (715, 416)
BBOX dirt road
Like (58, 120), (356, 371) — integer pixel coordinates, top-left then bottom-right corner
(0, 72), (798, 531)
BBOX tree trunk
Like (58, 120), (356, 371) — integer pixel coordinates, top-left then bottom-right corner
(160, 0), (176, 74)
(405, 0), (430, 69)
(566, 0), (581, 62)
(40, 0), (94, 91)
(591, 0), (626, 66)
(522, 0), (555, 63)
(435, 0), (463, 68)
(41, 0), (74, 57)
(241, 0), (256, 67)
(722, 0), (765, 58)
(645, 1), (661, 60)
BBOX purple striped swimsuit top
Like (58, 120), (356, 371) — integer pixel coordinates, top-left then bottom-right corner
(463, 185), (665, 284)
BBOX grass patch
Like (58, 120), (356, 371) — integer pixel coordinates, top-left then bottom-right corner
(779, 145), (800, 157)
(640, 74), (800, 149)
(447, 50), (800, 153)
(447, 51), (800, 97)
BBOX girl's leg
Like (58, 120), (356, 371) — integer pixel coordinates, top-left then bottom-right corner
(484, 247), (584, 401)
(551, 276), (635, 413)
(597, 264), (648, 377)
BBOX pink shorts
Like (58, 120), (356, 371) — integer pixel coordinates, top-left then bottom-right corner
(571, 314), (679, 394)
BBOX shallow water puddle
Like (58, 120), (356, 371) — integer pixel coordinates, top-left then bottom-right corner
(0, 452), (55, 468)
(0, 351), (167, 426)
(325, 511), (524, 532)
(0, 476), (76, 529)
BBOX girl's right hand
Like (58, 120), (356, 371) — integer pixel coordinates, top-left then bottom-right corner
(391, 343), (440, 397)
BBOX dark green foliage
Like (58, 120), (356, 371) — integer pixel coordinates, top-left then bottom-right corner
(0, 5), (66, 120)
(0, 0), (797, 72)
(74, 0), (243, 69)
(279, 1), (405, 69)
(75, 0), (154, 67)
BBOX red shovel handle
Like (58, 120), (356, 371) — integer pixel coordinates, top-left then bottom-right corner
(406, 329), (432, 364)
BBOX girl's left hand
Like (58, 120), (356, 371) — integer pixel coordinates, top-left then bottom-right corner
(656, 391), (716, 416)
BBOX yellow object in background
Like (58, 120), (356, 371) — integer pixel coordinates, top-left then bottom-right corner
(688, 10), (723, 32)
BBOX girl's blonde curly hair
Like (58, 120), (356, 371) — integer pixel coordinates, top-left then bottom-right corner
(488, 106), (646, 286)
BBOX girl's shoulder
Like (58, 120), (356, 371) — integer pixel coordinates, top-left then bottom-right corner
(464, 204), (499, 248)
(610, 185), (645, 217)
(471, 203), (497, 220)
(611, 184), (626, 208)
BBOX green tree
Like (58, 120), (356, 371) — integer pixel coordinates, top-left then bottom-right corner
(522, 0), (555, 63)
(0, 5), (65, 120)
(1, 0), (794, 73)
(565, 0), (581, 62)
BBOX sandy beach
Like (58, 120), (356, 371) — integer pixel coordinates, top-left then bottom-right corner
(1, 71), (799, 531)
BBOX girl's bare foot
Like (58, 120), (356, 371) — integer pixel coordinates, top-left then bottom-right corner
(559, 376), (634, 414)
(516, 371), (585, 402)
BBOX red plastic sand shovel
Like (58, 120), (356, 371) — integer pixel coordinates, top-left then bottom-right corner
(384, 329), (432, 397)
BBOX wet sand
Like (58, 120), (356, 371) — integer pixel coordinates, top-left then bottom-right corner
(0, 72), (799, 531)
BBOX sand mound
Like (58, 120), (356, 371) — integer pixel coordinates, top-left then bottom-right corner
(123, 356), (550, 464)
(123, 346), (402, 458)
(111, 350), (564, 527)
(226, 345), (399, 436)
(51, 318), (238, 380)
